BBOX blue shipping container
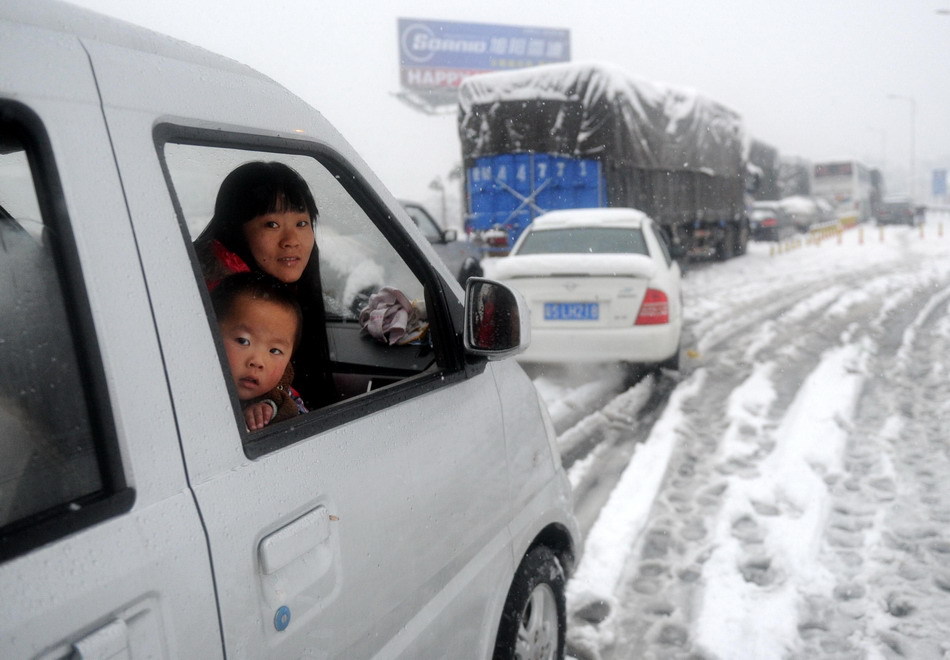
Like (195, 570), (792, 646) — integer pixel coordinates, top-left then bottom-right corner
(466, 153), (604, 249)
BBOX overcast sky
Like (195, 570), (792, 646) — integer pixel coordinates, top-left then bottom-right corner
(65, 0), (950, 205)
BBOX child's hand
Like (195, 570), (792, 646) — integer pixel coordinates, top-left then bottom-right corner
(244, 401), (275, 431)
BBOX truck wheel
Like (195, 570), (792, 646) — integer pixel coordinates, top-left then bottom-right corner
(493, 546), (565, 660)
(622, 362), (649, 388)
(716, 226), (736, 261)
(736, 221), (749, 255)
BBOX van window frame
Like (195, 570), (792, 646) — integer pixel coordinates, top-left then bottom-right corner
(0, 102), (133, 563)
(153, 124), (483, 458)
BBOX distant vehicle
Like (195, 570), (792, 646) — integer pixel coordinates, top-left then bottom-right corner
(490, 208), (683, 376)
(875, 196), (917, 226)
(751, 202), (796, 241)
(814, 196), (837, 224)
(778, 195), (830, 232)
(777, 156), (812, 198)
(458, 62), (749, 260)
(400, 200), (484, 284)
(870, 168), (886, 214)
(747, 139), (782, 201)
(811, 160), (874, 225)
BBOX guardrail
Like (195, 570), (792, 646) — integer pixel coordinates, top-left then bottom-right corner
(766, 214), (948, 256)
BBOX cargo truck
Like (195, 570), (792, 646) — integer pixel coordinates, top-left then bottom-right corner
(457, 61), (750, 259)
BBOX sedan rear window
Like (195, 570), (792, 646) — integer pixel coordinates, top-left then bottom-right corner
(517, 227), (648, 255)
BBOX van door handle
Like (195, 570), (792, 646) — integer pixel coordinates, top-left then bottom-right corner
(259, 506), (330, 575)
(72, 618), (130, 659)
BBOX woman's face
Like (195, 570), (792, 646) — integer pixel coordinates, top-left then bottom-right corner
(242, 210), (314, 283)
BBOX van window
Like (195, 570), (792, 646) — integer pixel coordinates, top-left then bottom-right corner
(0, 123), (107, 538)
(163, 142), (446, 443)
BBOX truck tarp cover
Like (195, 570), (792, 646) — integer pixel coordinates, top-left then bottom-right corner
(458, 61), (744, 178)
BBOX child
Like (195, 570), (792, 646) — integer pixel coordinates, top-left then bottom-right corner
(211, 272), (307, 430)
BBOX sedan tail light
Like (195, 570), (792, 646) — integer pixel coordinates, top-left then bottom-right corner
(636, 288), (669, 325)
(761, 217), (778, 227)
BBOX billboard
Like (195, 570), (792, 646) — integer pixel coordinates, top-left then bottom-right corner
(397, 18), (570, 107)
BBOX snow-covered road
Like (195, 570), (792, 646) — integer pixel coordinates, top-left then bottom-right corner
(533, 214), (950, 659)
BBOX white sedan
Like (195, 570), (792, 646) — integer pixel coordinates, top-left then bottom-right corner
(489, 208), (683, 371)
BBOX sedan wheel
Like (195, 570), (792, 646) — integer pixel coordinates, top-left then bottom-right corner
(659, 343), (681, 371)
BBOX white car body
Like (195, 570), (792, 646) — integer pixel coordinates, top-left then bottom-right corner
(0, 1), (579, 658)
(491, 208), (683, 366)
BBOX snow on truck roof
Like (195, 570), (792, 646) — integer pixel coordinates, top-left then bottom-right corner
(457, 61), (745, 178)
(530, 207), (650, 229)
(459, 60), (671, 106)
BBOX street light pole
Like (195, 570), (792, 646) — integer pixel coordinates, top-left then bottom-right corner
(887, 93), (916, 200)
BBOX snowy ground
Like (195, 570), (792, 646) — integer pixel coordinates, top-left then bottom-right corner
(531, 212), (950, 659)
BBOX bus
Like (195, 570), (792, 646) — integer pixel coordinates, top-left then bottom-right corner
(811, 160), (873, 226)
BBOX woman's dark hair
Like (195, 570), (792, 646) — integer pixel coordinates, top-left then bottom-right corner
(211, 272), (304, 348)
(195, 160), (336, 408)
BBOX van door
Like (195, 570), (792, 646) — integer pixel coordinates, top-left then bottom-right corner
(82, 37), (516, 656)
(0, 19), (219, 659)
(138, 143), (513, 659)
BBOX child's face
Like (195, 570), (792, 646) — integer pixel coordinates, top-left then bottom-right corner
(218, 293), (297, 401)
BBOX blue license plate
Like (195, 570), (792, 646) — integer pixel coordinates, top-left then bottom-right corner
(544, 302), (599, 321)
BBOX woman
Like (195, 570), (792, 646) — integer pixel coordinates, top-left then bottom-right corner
(195, 160), (336, 410)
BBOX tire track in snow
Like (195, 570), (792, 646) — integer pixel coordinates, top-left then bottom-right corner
(691, 340), (868, 659)
(688, 264), (883, 357)
(567, 287), (868, 658)
(565, 371), (708, 660)
(796, 277), (950, 658)
(561, 371), (681, 539)
(570, 239), (950, 659)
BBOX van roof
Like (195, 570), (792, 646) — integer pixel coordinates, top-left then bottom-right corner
(4, 0), (265, 81)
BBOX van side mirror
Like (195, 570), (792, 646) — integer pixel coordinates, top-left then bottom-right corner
(464, 278), (531, 359)
(443, 228), (457, 243)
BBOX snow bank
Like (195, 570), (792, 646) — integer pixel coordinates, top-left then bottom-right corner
(693, 342), (868, 658)
(566, 370), (707, 616)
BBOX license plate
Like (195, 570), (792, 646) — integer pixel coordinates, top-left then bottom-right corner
(544, 302), (599, 321)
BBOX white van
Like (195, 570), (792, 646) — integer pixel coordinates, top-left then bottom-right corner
(0, 2), (579, 658)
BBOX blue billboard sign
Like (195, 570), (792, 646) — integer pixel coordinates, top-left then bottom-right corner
(398, 18), (570, 92)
